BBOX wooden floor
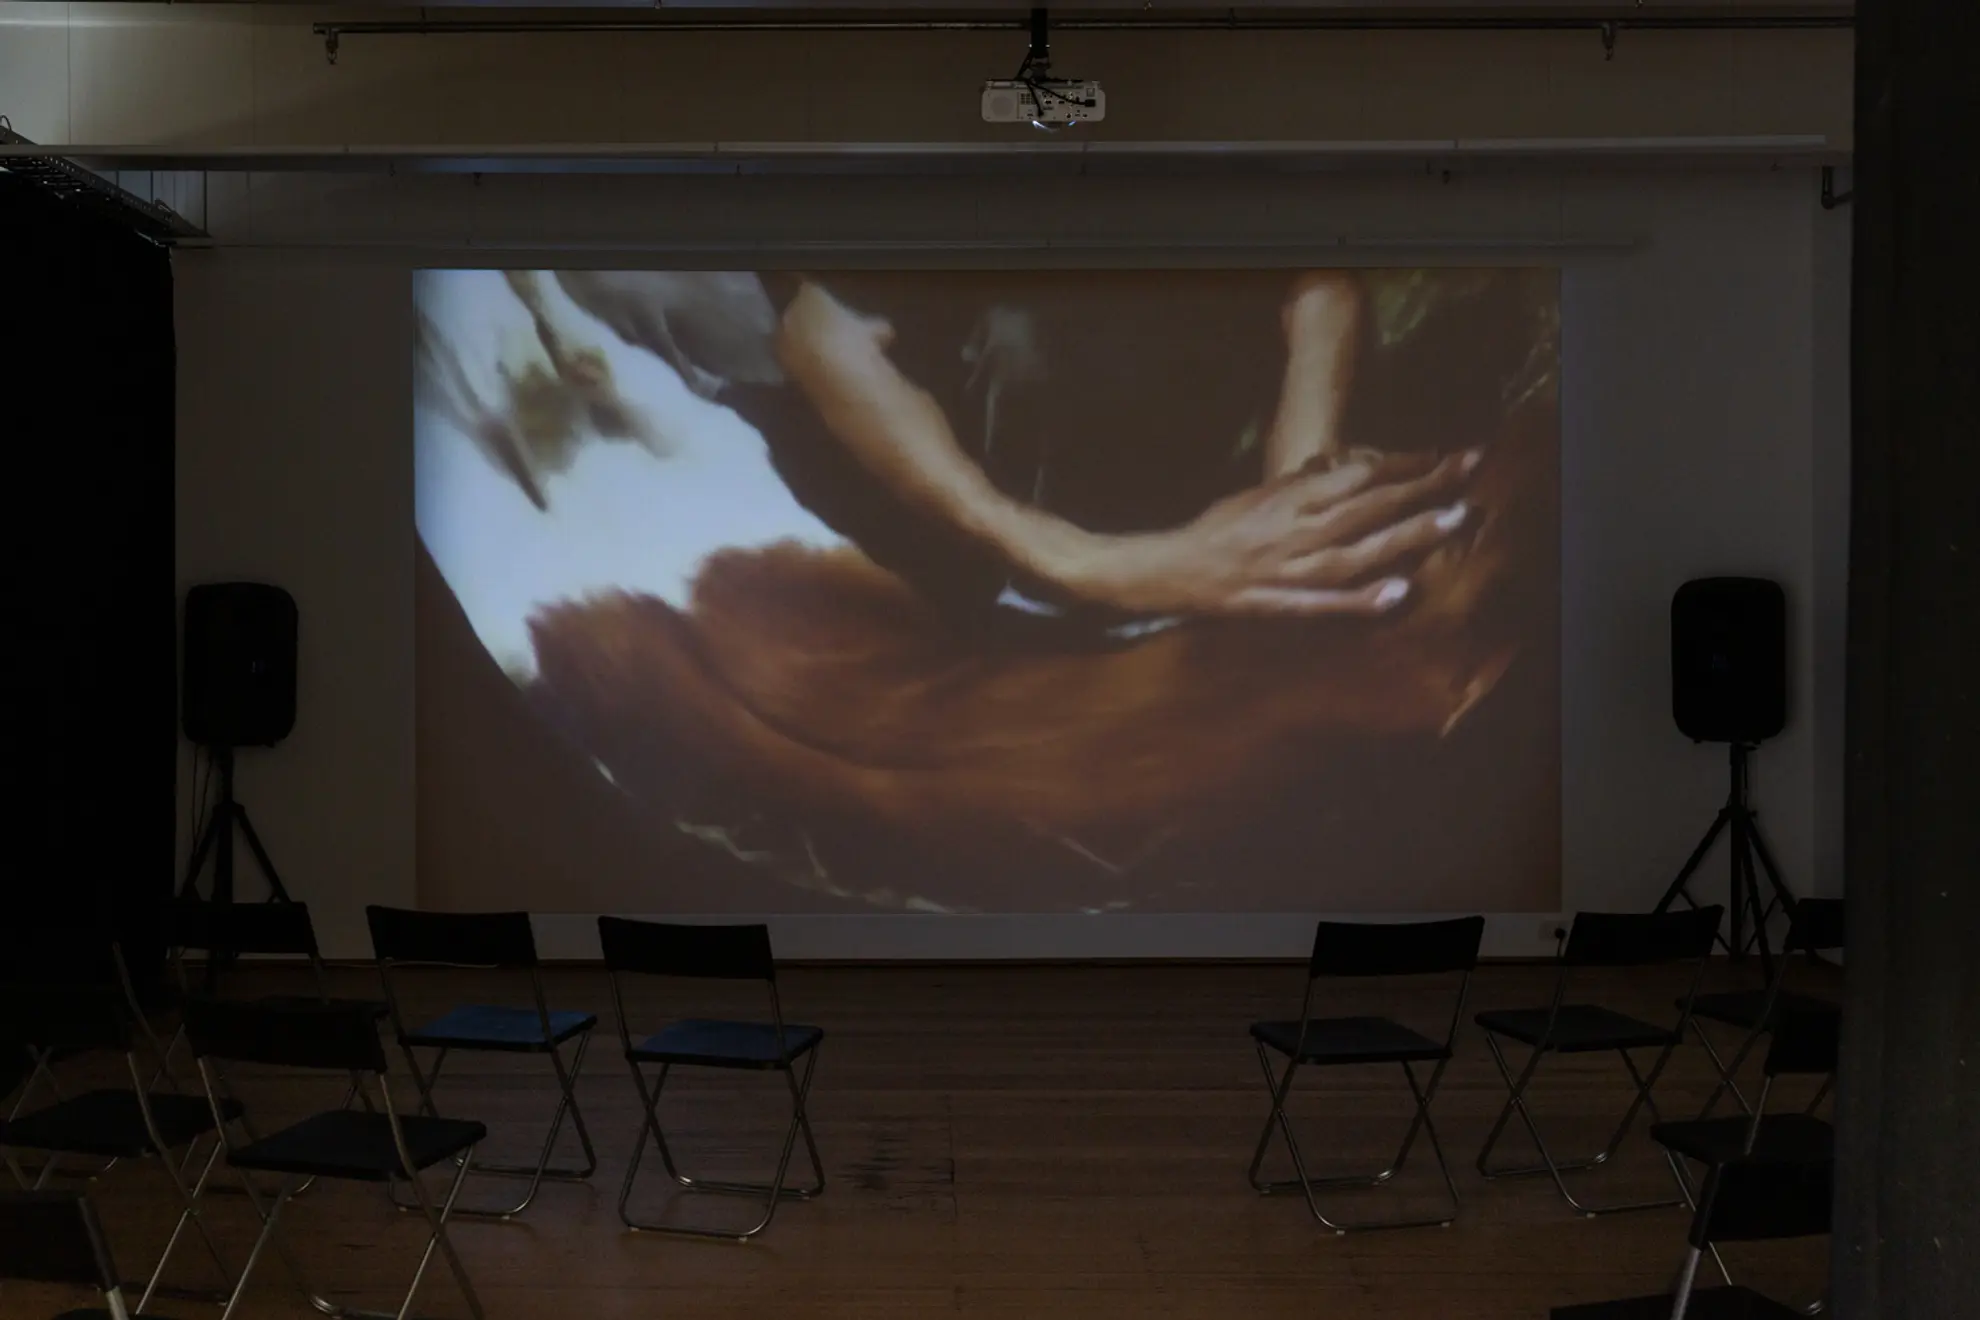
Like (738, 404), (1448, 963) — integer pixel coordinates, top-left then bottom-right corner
(4, 961), (1832, 1319)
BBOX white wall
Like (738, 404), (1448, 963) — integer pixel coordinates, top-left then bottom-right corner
(0, 3), (1852, 149)
(173, 165), (1846, 959)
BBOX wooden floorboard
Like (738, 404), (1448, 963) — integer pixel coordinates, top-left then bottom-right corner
(1, 961), (1833, 1318)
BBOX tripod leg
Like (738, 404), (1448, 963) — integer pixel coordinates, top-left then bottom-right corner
(231, 804), (292, 904)
(1733, 819), (1776, 980)
(1655, 809), (1735, 918)
(1728, 810), (1746, 961)
(1743, 817), (1798, 926)
(180, 806), (226, 901)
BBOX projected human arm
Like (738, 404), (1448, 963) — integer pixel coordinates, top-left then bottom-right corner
(774, 277), (1476, 618)
(1262, 271), (1371, 477)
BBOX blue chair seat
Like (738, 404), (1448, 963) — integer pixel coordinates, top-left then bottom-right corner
(402, 1005), (596, 1052)
(630, 1019), (823, 1070)
(1477, 1004), (1678, 1054)
(1250, 1015), (1449, 1065)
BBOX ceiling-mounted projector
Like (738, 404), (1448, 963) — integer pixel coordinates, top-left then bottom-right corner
(981, 79), (1106, 126)
(984, 7), (1102, 129)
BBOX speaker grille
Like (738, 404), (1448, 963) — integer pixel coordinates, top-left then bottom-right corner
(183, 583), (299, 747)
(1671, 577), (1787, 744)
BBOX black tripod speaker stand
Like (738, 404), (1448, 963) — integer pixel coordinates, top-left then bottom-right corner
(180, 744), (292, 905)
(1652, 742), (1796, 978)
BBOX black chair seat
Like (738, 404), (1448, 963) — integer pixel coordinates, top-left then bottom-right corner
(402, 1005), (596, 1052)
(1476, 1004), (1677, 1053)
(229, 1110), (487, 1184)
(258, 994), (391, 1020)
(1685, 989), (1837, 1032)
(630, 1019), (823, 1069)
(53, 1310), (120, 1320)
(1651, 1113), (1835, 1166)
(0, 1091), (244, 1159)
(1250, 1015), (1449, 1065)
(1552, 1284), (1809, 1318)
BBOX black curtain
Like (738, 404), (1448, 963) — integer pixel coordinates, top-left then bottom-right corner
(0, 174), (177, 996)
(1835, 0), (1980, 1312)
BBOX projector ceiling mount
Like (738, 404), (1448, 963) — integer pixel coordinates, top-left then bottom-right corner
(982, 8), (1106, 131)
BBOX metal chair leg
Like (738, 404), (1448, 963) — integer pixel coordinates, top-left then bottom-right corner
(1660, 1148), (1735, 1287)
(386, 1149), (485, 1320)
(225, 1157), (485, 1320)
(619, 1050), (825, 1240)
(1693, 1021), (1758, 1118)
(138, 1133), (234, 1312)
(1475, 1034), (1687, 1216)
(217, 1177), (296, 1320)
(1246, 1044), (1460, 1233)
(1669, 1245), (1705, 1320)
(391, 1033), (598, 1219)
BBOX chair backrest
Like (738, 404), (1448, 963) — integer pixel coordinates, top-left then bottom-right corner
(1308, 916), (1486, 978)
(0, 983), (133, 1056)
(1763, 1005), (1840, 1079)
(166, 899), (321, 959)
(598, 917), (776, 982)
(0, 1190), (122, 1292)
(1562, 908), (1723, 967)
(1785, 898), (1846, 954)
(366, 906), (538, 969)
(1689, 1157), (1833, 1248)
(183, 997), (388, 1074)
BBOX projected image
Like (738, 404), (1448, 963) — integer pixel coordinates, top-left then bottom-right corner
(415, 267), (1560, 915)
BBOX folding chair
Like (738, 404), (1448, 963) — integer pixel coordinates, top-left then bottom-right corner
(1685, 899), (1844, 1118)
(165, 901), (388, 1197)
(164, 899), (381, 1009)
(365, 906), (597, 1218)
(5, 928), (176, 1131)
(0, 1189), (134, 1320)
(1475, 907), (1724, 1216)
(1246, 915), (1485, 1233)
(598, 916), (825, 1240)
(4, 926), (185, 1142)
(181, 997), (487, 1320)
(159, 900), (389, 1077)
(1550, 1155), (1833, 1319)
(1651, 1006), (1838, 1288)
(0, 983), (237, 1313)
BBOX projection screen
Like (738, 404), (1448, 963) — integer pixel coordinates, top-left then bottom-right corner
(414, 268), (1561, 917)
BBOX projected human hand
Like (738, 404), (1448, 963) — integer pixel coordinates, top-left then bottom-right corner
(776, 277), (1478, 621)
(1061, 451), (1479, 618)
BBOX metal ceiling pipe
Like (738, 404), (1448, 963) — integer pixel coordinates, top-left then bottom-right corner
(311, 6), (1855, 61)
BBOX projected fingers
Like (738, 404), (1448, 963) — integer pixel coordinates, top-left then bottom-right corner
(1280, 451), (1442, 506)
(1279, 501), (1471, 587)
(1228, 577), (1413, 617)
(1299, 449), (1479, 547)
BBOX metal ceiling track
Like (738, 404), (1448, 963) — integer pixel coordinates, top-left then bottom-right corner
(0, 121), (207, 244)
(0, 137), (1844, 178)
(311, 5), (1854, 62)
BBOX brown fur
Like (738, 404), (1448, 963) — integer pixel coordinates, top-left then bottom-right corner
(526, 403), (1553, 861)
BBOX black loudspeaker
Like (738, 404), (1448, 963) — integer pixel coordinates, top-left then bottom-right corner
(183, 583), (298, 747)
(1671, 577), (1787, 744)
